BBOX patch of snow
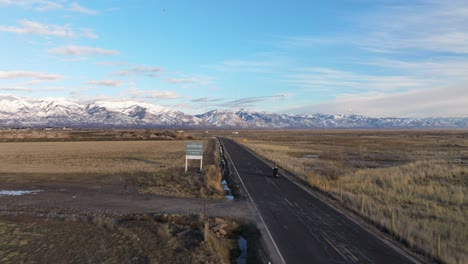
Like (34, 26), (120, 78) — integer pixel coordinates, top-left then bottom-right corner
(0, 190), (42, 197)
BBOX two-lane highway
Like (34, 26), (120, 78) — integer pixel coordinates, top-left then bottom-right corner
(220, 138), (417, 264)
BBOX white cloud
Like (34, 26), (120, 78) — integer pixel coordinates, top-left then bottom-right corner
(85, 80), (121, 87)
(0, 86), (33, 92)
(0, 1), (98, 14)
(0, 71), (61, 80)
(359, 1), (468, 54)
(287, 67), (428, 92)
(97, 61), (128, 66)
(0, 20), (75, 37)
(205, 53), (290, 73)
(0, 0), (63, 11)
(49, 45), (119, 55)
(221, 95), (287, 108)
(126, 88), (180, 100)
(363, 58), (468, 80)
(0, 20), (98, 39)
(68, 2), (97, 15)
(166, 77), (199, 84)
(283, 1), (468, 54)
(288, 86), (468, 118)
(165, 75), (213, 88)
(80, 28), (98, 39)
(116, 66), (162, 77)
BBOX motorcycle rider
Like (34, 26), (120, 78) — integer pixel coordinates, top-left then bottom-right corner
(273, 164), (279, 177)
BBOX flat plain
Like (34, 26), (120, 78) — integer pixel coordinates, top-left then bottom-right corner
(227, 130), (467, 264)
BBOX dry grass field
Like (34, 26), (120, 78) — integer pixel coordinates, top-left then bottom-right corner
(0, 137), (223, 198)
(229, 130), (467, 264)
(0, 130), (258, 263)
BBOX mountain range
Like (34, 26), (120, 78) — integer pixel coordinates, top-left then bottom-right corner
(0, 95), (466, 129)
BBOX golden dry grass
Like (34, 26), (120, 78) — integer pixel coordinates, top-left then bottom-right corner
(0, 138), (224, 198)
(232, 130), (468, 264)
(204, 138), (224, 195)
(0, 141), (185, 174)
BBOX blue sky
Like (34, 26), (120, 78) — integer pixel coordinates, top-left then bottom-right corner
(0, 0), (467, 117)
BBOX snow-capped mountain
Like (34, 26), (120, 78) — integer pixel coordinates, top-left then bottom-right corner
(196, 110), (468, 129)
(0, 95), (201, 128)
(0, 95), (466, 128)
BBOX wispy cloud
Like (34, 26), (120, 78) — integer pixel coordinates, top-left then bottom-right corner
(286, 1), (468, 54)
(205, 56), (285, 73)
(287, 67), (428, 92)
(288, 86), (468, 118)
(282, 35), (350, 48)
(68, 2), (97, 15)
(85, 80), (121, 87)
(116, 66), (162, 77)
(166, 77), (199, 84)
(0, 20), (97, 39)
(362, 58), (468, 80)
(49, 45), (119, 55)
(363, 1), (468, 54)
(97, 61), (128, 66)
(191, 97), (224, 103)
(79, 28), (98, 39)
(0, 0), (97, 14)
(0, 71), (61, 80)
(125, 88), (179, 100)
(0, 0), (62, 11)
(0, 20), (74, 37)
(0, 86), (33, 92)
(221, 95), (286, 108)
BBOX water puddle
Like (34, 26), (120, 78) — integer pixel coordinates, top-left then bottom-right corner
(220, 143), (234, 200)
(0, 190), (43, 197)
(221, 180), (234, 200)
(237, 236), (247, 264)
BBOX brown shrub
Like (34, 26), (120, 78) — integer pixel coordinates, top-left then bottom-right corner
(205, 165), (223, 195)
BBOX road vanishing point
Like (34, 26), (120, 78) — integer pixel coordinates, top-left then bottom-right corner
(219, 138), (418, 264)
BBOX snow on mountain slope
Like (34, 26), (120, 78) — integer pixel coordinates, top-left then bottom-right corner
(0, 95), (466, 128)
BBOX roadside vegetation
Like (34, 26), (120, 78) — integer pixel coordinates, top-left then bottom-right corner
(134, 137), (225, 198)
(233, 130), (467, 264)
(0, 210), (254, 264)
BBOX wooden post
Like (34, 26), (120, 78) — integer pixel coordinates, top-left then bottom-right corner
(204, 221), (209, 242)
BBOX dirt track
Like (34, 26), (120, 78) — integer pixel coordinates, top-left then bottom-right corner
(0, 176), (251, 219)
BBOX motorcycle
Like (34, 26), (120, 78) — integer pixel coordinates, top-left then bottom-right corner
(273, 167), (279, 177)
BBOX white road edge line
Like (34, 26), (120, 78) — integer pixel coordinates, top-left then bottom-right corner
(238, 140), (421, 264)
(221, 139), (287, 264)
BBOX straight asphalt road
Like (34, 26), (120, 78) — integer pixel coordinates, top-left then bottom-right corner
(219, 138), (417, 264)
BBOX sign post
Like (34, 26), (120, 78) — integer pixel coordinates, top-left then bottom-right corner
(186, 142), (203, 172)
